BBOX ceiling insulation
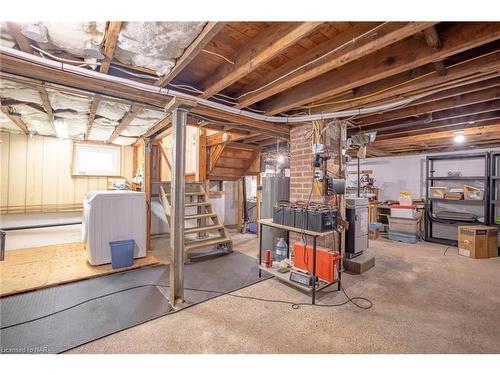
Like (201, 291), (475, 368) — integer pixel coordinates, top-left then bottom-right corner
(12, 104), (54, 136)
(96, 100), (130, 121)
(113, 136), (137, 146)
(114, 22), (206, 76)
(0, 79), (43, 106)
(88, 122), (115, 142)
(121, 108), (165, 137)
(38, 22), (106, 58)
(0, 24), (15, 48)
(0, 112), (22, 133)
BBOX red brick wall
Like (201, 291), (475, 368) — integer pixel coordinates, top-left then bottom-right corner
(289, 122), (341, 251)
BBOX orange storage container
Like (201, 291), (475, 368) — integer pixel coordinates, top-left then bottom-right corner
(293, 242), (340, 283)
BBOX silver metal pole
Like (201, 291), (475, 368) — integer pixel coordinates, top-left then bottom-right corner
(169, 106), (187, 306)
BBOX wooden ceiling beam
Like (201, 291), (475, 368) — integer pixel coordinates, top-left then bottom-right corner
(237, 22), (435, 109)
(374, 123), (500, 145)
(314, 51), (500, 114)
(423, 25), (447, 76)
(374, 111), (500, 139)
(156, 22), (226, 87)
(201, 22), (323, 99)
(6, 22), (33, 54)
(262, 22), (500, 115)
(36, 86), (57, 134)
(108, 104), (142, 143)
(356, 86), (500, 127)
(1, 105), (29, 134)
(143, 115), (171, 139)
(100, 22), (123, 74)
(84, 95), (101, 140)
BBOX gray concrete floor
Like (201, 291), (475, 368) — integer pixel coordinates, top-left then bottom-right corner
(66, 230), (500, 354)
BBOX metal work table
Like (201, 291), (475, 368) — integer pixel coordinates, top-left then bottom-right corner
(257, 218), (341, 305)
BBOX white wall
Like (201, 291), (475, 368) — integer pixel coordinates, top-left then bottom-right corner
(347, 147), (500, 201)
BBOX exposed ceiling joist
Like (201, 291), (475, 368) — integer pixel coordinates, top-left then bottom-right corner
(37, 86), (57, 133)
(1, 105), (29, 134)
(357, 86), (500, 127)
(156, 22), (226, 87)
(100, 22), (123, 74)
(262, 22), (500, 115)
(108, 104), (142, 143)
(315, 51), (500, 114)
(375, 111), (500, 139)
(84, 95), (101, 140)
(143, 115), (171, 138)
(423, 25), (447, 76)
(237, 22), (435, 109)
(201, 22), (323, 99)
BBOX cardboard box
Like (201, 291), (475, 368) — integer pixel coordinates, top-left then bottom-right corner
(458, 226), (498, 258)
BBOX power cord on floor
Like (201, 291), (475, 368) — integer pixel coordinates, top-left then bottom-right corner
(443, 240), (468, 256)
(0, 279), (373, 331)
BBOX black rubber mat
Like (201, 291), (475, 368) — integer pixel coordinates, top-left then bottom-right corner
(0, 251), (266, 354)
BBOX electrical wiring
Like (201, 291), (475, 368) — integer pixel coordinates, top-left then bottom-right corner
(30, 44), (102, 67)
(201, 49), (235, 65)
(234, 22), (389, 101)
(0, 280), (373, 331)
(297, 48), (500, 111)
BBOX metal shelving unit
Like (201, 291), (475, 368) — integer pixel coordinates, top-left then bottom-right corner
(490, 151), (500, 227)
(425, 152), (490, 246)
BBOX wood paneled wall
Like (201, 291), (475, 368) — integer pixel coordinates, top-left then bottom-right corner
(0, 132), (134, 213)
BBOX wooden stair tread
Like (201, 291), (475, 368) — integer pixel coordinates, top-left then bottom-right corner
(185, 213), (217, 219)
(185, 202), (210, 207)
(185, 237), (231, 251)
(184, 224), (223, 234)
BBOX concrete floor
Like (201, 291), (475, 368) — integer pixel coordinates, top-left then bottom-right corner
(67, 231), (500, 354)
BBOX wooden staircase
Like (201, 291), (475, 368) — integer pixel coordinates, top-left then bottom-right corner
(156, 181), (232, 254)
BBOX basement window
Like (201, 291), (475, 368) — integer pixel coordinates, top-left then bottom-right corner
(72, 143), (121, 177)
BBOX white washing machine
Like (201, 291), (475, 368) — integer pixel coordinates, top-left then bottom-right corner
(82, 191), (147, 265)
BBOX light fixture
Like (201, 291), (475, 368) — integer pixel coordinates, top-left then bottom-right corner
(20, 23), (49, 43)
(222, 132), (230, 142)
(277, 154), (286, 164)
(454, 131), (465, 144)
(54, 118), (69, 139)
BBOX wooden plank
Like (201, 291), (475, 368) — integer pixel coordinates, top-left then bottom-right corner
(156, 22), (226, 87)
(6, 22), (33, 53)
(99, 22), (123, 74)
(423, 26), (447, 76)
(201, 22), (322, 99)
(316, 52), (500, 114)
(237, 22), (434, 108)
(0, 106), (29, 134)
(356, 86), (500, 128)
(84, 95), (101, 140)
(262, 22), (500, 115)
(107, 104), (142, 143)
(197, 128), (207, 181)
(208, 143), (227, 173)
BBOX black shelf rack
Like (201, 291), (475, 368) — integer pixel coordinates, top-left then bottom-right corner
(490, 151), (500, 227)
(425, 152), (490, 246)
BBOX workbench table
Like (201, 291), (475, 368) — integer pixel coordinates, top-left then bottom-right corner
(257, 218), (342, 304)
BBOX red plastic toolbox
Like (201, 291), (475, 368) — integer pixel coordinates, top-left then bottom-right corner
(293, 242), (340, 283)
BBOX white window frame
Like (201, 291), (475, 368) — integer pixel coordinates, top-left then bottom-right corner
(72, 142), (122, 177)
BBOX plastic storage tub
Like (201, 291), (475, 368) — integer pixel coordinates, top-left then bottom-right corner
(463, 185), (484, 200)
(390, 204), (417, 219)
(388, 230), (418, 244)
(110, 240), (135, 269)
(388, 216), (418, 234)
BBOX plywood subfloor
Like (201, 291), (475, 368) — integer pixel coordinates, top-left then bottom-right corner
(0, 242), (159, 297)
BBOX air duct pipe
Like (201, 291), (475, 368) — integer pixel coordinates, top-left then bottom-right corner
(1, 45), (438, 124)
